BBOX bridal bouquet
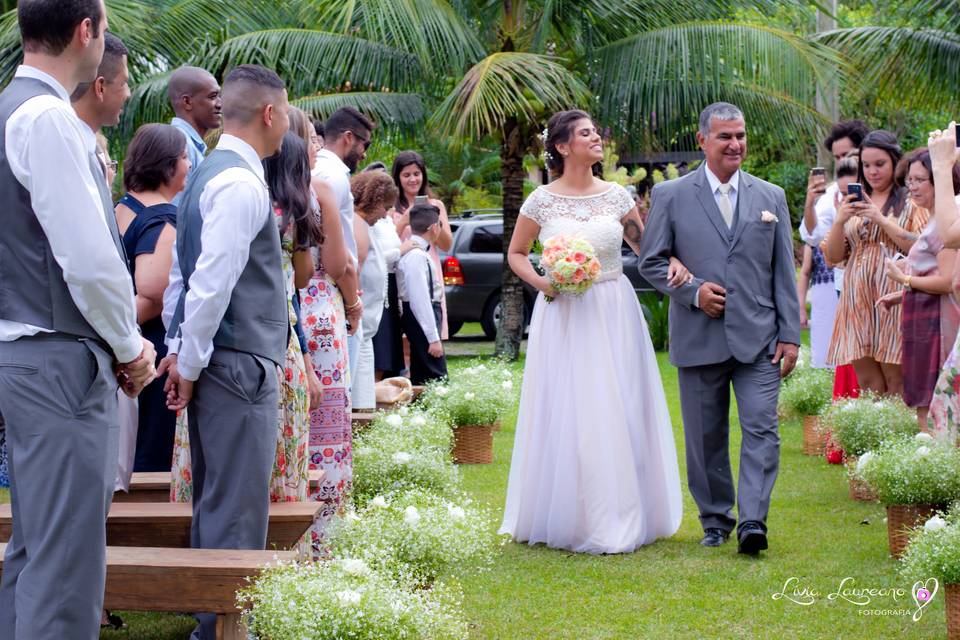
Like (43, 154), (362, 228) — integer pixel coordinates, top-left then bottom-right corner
(540, 235), (602, 299)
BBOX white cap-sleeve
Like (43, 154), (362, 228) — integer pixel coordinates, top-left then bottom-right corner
(613, 184), (635, 219)
(519, 187), (545, 225)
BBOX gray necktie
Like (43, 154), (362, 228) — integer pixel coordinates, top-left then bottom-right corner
(718, 183), (734, 229)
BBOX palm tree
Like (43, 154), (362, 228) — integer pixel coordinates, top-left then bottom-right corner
(0, 0), (840, 359)
(816, 0), (960, 115)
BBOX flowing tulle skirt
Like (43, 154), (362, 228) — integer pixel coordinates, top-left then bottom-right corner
(499, 275), (683, 554)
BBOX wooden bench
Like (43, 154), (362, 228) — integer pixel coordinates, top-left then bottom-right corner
(115, 469), (326, 503)
(0, 501), (320, 549)
(0, 543), (295, 640)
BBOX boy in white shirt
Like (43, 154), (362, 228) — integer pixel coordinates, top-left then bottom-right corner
(397, 204), (447, 384)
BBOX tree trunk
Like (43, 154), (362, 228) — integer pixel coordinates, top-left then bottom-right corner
(495, 116), (527, 360)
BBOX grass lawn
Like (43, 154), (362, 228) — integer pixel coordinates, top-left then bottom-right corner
(0, 341), (948, 638)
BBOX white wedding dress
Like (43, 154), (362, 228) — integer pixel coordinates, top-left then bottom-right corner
(499, 183), (683, 554)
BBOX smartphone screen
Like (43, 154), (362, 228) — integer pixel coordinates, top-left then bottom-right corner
(811, 167), (825, 178)
(847, 183), (863, 202)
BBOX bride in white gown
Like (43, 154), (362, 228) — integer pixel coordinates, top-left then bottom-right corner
(499, 110), (684, 554)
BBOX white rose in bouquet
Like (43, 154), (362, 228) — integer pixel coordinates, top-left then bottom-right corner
(371, 495), (389, 509)
(392, 451), (412, 465)
(915, 432), (934, 443)
(924, 515), (947, 532)
(447, 505), (466, 522)
(386, 414), (403, 427)
(404, 505), (421, 527)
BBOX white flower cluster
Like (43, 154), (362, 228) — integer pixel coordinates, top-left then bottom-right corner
(900, 508), (960, 588)
(857, 437), (960, 506)
(777, 365), (833, 418)
(825, 393), (918, 458)
(420, 359), (519, 428)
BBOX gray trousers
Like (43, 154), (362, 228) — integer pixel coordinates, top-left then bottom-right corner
(0, 335), (118, 640)
(677, 354), (781, 535)
(188, 348), (278, 640)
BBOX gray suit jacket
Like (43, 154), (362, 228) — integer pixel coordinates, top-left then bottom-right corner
(638, 165), (801, 368)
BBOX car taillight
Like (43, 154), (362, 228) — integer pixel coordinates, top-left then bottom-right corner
(442, 256), (465, 285)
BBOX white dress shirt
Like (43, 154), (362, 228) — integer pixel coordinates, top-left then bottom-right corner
(312, 148), (357, 263)
(397, 236), (442, 344)
(704, 164), (740, 215)
(372, 216), (402, 272)
(0, 65), (140, 362)
(799, 182), (844, 291)
(162, 134), (270, 381)
(693, 165), (741, 308)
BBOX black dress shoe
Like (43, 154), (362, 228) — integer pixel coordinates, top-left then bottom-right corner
(700, 528), (730, 547)
(737, 523), (768, 555)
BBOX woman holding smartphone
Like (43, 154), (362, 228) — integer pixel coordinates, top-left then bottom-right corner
(823, 130), (930, 395)
(877, 148), (960, 430)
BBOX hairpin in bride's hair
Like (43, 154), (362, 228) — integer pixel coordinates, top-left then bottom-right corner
(540, 127), (552, 162)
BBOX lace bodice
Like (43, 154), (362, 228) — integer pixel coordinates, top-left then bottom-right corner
(521, 184), (634, 279)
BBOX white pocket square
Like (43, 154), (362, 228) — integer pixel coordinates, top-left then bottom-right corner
(761, 210), (779, 223)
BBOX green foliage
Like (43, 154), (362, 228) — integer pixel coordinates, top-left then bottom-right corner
(859, 436), (960, 506)
(638, 293), (670, 352)
(778, 365), (834, 417)
(825, 394), (918, 458)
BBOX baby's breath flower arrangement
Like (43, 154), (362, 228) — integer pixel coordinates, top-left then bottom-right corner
(900, 507), (960, 585)
(420, 360), (517, 427)
(351, 431), (459, 507)
(327, 487), (499, 587)
(824, 394), (918, 458)
(778, 364), (833, 418)
(239, 557), (469, 640)
(364, 407), (454, 451)
(858, 437), (960, 506)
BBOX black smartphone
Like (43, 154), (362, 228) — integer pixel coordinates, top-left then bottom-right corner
(847, 183), (863, 202)
(956, 126), (960, 148)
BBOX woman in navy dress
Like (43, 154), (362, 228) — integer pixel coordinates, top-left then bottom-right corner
(114, 124), (191, 472)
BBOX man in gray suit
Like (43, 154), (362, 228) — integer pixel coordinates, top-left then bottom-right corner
(639, 102), (800, 555)
(0, 1), (156, 637)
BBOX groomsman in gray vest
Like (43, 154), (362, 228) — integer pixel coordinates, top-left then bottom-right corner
(639, 102), (800, 556)
(158, 64), (289, 640)
(0, 1), (156, 638)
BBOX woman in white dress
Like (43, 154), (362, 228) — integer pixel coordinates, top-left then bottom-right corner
(499, 110), (685, 554)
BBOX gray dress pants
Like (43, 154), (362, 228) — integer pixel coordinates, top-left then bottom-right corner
(188, 348), (278, 640)
(0, 335), (118, 640)
(677, 353), (781, 536)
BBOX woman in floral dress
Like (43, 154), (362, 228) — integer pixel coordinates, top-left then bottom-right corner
(291, 109), (359, 550)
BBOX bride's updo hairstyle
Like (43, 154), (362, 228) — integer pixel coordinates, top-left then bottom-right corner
(544, 109), (596, 176)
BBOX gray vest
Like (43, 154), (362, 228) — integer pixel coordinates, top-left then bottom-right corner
(166, 149), (287, 366)
(0, 77), (119, 339)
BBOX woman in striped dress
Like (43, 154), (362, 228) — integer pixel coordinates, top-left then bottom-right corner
(824, 131), (930, 395)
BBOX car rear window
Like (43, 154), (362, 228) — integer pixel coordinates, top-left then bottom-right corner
(468, 223), (504, 253)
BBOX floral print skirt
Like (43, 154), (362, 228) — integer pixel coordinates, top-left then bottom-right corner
(300, 272), (352, 554)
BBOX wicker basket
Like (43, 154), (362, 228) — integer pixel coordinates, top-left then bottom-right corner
(452, 424), (493, 464)
(845, 457), (877, 502)
(802, 415), (828, 456)
(947, 584), (960, 640)
(887, 504), (942, 559)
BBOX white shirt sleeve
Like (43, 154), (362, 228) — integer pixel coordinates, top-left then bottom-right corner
(800, 186), (837, 247)
(7, 100), (140, 362)
(162, 241), (183, 352)
(174, 171), (268, 380)
(400, 252), (440, 344)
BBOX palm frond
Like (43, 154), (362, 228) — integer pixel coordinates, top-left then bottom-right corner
(302, 0), (483, 74)
(594, 21), (842, 150)
(292, 91), (425, 129)
(430, 52), (589, 142)
(817, 26), (960, 113)
(210, 29), (420, 97)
